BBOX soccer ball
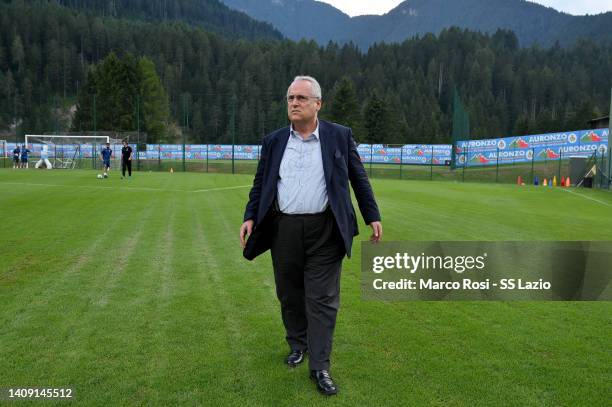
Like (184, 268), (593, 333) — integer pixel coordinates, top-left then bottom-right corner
(97, 174), (103, 179)
(103, 174), (108, 178)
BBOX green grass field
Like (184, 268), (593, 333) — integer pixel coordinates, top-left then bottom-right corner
(1, 169), (611, 406)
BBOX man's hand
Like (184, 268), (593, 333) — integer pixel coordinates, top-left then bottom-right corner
(369, 221), (383, 242)
(240, 219), (254, 248)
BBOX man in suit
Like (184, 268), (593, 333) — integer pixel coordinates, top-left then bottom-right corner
(240, 76), (382, 396)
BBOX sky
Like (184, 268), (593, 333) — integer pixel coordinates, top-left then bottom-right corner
(319, 0), (612, 17)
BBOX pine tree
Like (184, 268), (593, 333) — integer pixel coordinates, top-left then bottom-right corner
(363, 91), (387, 144)
(138, 57), (169, 142)
(326, 77), (362, 135)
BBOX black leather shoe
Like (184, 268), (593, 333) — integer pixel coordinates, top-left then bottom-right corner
(285, 349), (306, 367)
(310, 370), (338, 395)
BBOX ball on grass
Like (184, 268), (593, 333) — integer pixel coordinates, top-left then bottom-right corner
(97, 174), (103, 179)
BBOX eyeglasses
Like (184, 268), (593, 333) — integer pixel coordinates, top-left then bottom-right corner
(286, 94), (320, 104)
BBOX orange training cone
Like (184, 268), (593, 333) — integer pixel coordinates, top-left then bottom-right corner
(565, 177), (570, 187)
(517, 175), (523, 185)
(543, 178), (548, 186)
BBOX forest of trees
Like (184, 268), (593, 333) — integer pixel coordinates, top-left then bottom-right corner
(0, 1), (610, 145)
(53, 0), (282, 41)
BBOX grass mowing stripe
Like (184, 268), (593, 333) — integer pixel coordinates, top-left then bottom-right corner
(146, 197), (223, 405)
(57, 199), (167, 404)
(91, 202), (156, 307)
(109, 197), (178, 405)
(143, 199), (175, 404)
(188, 193), (256, 404)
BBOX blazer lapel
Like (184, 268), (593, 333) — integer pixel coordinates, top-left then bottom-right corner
(319, 120), (333, 188)
(269, 127), (290, 186)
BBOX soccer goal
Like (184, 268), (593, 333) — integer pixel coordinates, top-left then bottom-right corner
(26, 134), (112, 169)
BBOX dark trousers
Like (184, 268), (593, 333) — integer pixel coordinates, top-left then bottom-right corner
(122, 159), (132, 177)
(270, 208), (345, 371)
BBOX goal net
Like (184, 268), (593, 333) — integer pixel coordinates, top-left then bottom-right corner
(25, 134), (117, 169)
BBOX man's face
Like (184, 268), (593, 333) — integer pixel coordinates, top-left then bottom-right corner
(287, 80), (321, 125)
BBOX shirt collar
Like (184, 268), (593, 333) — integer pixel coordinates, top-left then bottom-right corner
(290, 120), (320, 141)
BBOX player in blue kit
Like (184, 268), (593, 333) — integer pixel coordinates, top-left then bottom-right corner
(12, 145), (20, 169)
(20, 144), (31, 169)
(100, 143), (112, 177)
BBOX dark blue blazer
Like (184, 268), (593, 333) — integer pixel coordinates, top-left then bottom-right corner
(243, 120), (380, 259)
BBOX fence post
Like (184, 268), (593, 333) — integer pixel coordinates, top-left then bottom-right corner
(595, 147), (599, 188)
(430, 145), (434, 181)
(608, 146), (611, 190)
(136, 130), (141, 172)
(600, 146), (605, 188)
(399, 145), (403, 180)
(531, 148), (535, 185)
(182, 142), (186, 172)
(558, 150), (562, 185)
(369, 144), (373, 177)
(495, 147), (499, 183)
(462, 144), (467, 182)
(231, 94), (236, 175)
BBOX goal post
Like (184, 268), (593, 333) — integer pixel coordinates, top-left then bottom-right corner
(0, 140), (6, 168)
(26, 134), (111, 169)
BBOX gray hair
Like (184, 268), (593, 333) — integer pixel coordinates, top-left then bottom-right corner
(288, 75), (322, 99)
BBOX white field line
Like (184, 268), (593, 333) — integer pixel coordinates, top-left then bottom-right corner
(0, 181), (251, 194)
(561, 188), (612, 207)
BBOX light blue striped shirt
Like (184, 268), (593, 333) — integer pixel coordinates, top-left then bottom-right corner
(277, 123), (328, 214)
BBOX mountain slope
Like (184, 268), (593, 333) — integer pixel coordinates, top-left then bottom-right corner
(221, 0), (351, 43)
(365, 0), (611, 48)
(221, 0), (612, 48)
